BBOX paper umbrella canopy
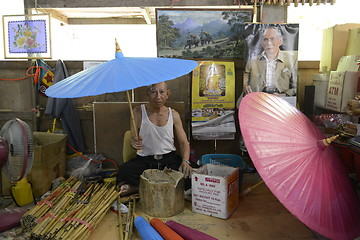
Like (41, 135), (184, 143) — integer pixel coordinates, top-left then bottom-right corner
(238, 92), (360, 240)
(45, 42), (198, 98)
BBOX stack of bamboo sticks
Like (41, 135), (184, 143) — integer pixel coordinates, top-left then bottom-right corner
(21, 176), (120, 240)
(117, 194), (138, 240)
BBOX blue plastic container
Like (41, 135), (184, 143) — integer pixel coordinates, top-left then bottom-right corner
(201, 154), (247, 191)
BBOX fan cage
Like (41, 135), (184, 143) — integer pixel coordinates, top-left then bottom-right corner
(0, 118), (33, 182)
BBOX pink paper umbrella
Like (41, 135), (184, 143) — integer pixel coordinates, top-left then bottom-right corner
(238, 92), (360, 240)
(165, 220), (219, 240)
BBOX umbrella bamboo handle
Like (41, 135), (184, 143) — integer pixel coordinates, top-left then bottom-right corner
(241, 180), (264, 196)
(322, 134), (339, 147)
(126, 90), (138, 139)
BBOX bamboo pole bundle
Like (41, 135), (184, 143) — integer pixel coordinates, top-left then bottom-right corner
(116, 194), (139, 240)
(72, 190), (119, 240)
(58, 185), (119, 240)
(32, 180), (84, 236)
(21, 177), (120, 240)
(21, 176), (78, 231)
(35, 181), (97, 238)
(52, 183), (118, 239)
(48, 193), (95, 238)
(48, 183), (108, 239)
(30, 179), (90, 238)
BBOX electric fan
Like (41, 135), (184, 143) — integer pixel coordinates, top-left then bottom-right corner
(0, 118), (34, 206)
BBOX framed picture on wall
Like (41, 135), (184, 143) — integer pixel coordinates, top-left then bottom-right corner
(156, 8), (253, 60)
(242, 23), (299, 98)
(2, 14), (52, 59)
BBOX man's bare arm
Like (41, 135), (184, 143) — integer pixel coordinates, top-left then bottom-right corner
(172, 109), (193, 178)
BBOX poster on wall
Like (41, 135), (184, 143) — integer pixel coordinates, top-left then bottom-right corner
(2, 14), (52, 59)
(191, 61), (236, 140)
(240, 23), (299, 107)
(156, 8), (253, 60)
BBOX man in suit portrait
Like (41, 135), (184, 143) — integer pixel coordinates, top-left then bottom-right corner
(243, 26), (297, 97)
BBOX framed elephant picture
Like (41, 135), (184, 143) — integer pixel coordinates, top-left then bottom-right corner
(156, 8), (253, 60)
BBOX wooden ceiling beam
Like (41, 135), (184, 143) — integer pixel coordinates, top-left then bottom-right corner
(141, 7), (153, 25)
(67, 17), (147, 24)
(26, 0), (237, 8)
(33, 8), (69, 24)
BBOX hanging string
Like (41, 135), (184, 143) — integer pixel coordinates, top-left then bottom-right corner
(0, 65), (49, 85)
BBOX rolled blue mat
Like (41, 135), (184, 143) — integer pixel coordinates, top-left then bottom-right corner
(134, 216), (164, 240)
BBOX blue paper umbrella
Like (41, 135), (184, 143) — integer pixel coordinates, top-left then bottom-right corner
(45, 41), (198, 136)
(134, 216), (164, 240)
(45, 42), (198, 98)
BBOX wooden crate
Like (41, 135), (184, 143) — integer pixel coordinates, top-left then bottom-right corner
(28, 132), (67, 198)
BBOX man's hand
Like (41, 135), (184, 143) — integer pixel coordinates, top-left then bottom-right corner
(130, 135), (142, 150)
(244, 85), (253, 94)
(179, 160), (193, 179)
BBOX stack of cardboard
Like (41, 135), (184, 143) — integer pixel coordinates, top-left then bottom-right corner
(320, 23), (360, 72)
(320, 24), (360, 113)
(346, 28), (360, 56)
(325, 55), (360, 112)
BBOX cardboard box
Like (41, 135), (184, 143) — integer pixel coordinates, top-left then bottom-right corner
(192, 164), (239, 219)
(346, 28), (360, 56)
(313, 73), (329, 108)
(1, 132), (67, 197)
(28, 132), (67, 198)
(320, 24), (360, 72)
(325, 71), (360, 112)
(337, 55), (360, 71)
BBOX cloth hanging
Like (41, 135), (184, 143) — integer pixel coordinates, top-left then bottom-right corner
(35, 59), (54, 96)
(45, 60), (85, 154)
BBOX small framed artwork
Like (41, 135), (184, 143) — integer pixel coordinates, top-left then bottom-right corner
(2, 14), (52, 59)
(156, 8), (253, 60)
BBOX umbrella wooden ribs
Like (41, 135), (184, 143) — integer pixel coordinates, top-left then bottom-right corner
(21, 176), (120, 240)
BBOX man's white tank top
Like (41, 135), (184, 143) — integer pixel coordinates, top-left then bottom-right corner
(138, 104), (176, 156)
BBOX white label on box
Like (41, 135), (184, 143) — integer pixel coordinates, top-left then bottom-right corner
(326, 71), (360, 112)
(326, 72), (344, 112)
(192, 175), (227, 218)
(192, 165), (239, 219)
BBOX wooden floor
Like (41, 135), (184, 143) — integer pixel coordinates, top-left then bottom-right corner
(89, 173), (320, 240)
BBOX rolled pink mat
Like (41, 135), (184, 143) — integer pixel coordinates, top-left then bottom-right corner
(165, 220), (219, 240)
(0, 207), (27, 232)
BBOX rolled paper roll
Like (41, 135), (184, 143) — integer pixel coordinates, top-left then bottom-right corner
(134, 216), (164, 240)
(150, 218), (184, 240)
(165, 220), (219, 240)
